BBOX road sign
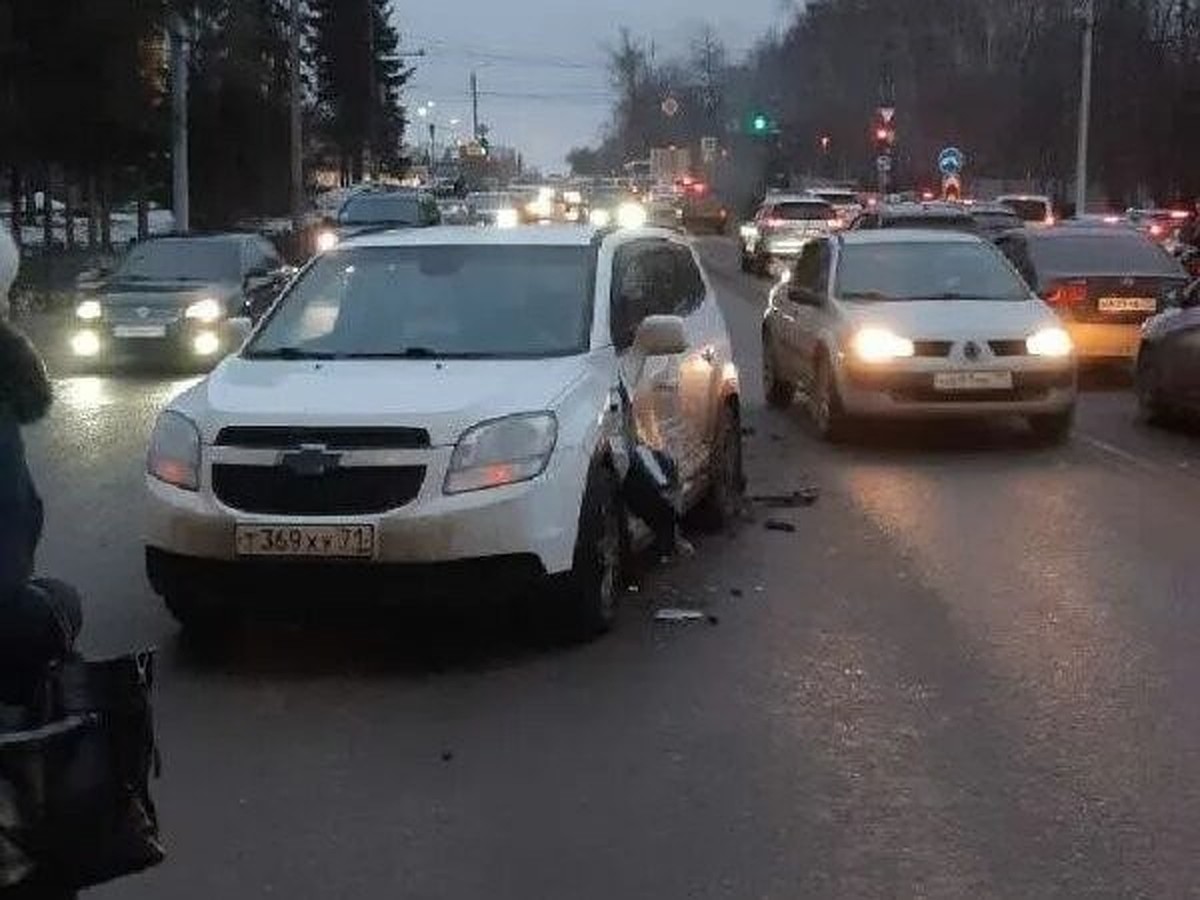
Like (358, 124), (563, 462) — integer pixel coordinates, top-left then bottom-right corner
(942, 173), (962, 200)
(661, 96), (680, 118)
(879, 106), (895, 124)
(938, 146), (965, 176)
(876, 154), (892, 174)
(700, 136), (719, 163)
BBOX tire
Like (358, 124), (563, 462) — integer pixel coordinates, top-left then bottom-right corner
(1135, 354), (1167, 425)
(555, 463), (625, 641)
(1028, 408), (1075, 444)
(762, 332), (794, 409)
(810, 352), (851, 442)
(693, 402), (744, 531)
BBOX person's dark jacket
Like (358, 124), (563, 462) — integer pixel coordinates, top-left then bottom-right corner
(0, 320), (58, 700)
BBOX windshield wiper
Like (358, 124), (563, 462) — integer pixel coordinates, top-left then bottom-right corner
(246, 346), (341, 360)
(894, 292), (1018, 301)
(340, 348), (490, 360)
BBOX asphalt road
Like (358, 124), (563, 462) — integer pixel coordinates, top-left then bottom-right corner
(15, 237), (1200, 899)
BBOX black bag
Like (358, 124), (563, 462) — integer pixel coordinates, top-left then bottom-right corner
(0, 652), (164, 891)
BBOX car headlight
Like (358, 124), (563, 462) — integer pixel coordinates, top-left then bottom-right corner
(739, 224), (758, 240)
(616, 202), (647, 229)
(496, 208), (520, 229)
(589, 208), (612, 228)
(1026, 326), (1073, 357)
(147, 410), (201, 491)
(316, 230), (339, 252)
(192, 331), (221, 356)
(444, 412), (557, 495)
(851, 327), (915, 363)
(76, 299), (103, 320)
(185, 298), (223, 323)
(70, 330), (101, 357)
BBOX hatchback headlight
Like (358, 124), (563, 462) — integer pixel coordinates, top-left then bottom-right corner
(617, 202), (647, 229)
(315, 230), (339, 252)
(444, 412), (557, 495)
(185, 298), (223, 323)
(147, 410), (201, 491)
(76, 299), (102, 320)
(851, 327), (915, 363)
(589, 208), (612, 228)
(1026, 326), (1073, 357)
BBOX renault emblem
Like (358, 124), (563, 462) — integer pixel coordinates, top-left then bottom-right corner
(137, 306), (150, 319)
(964, 341), (981, 361)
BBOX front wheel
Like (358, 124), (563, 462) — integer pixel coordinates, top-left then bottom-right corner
(554, 463), (625, 641)
(693, 402), (744, 531)
(810, 353), (851, 442)
(1028, 408), (1075, 444)
(763, 333), (794, 409)
(1135, 354), (1167, 425)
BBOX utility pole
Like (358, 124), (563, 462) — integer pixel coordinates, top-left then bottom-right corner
(470, 70), (479, 140)
(1075, 0), (1095, 215)
(289, 0), (303, 236)
(169, 15), (190, 233)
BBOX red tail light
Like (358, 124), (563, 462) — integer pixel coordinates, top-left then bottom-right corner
(1149, 223), (1164, 238)
(1043, 280), (1088, 307)
(763, 217), (785, 229)
(825, 218), (844, 229)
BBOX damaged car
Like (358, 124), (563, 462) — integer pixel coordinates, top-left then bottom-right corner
(143, 225), (742, 639)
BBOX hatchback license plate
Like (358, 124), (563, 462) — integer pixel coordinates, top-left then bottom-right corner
(1098, 296), (1156, 313)
(113, 325), (167, 339)
(235, 524), (376, 558)
(933, 371), (1013, 391)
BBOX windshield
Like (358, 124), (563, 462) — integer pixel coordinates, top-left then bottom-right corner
(247, 245), (594, 359)
(1027, 234), (1182, 275)
(810, 191), (858, 206)
(1000, 198), (1051, 222)
(775, 202), (835, 221)
(882, 215), (975, 232)
(837, 241), (1030, 301)
(116, 240), (240, 281)
(339, 194), (423, 225)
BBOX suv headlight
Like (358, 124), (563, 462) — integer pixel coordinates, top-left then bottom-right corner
(1026, 326), (1073, 357)
(147, 411), (201, 491)
(851, 327), (915, 363)
(185, 298), (223, 323)
(444, 412), (557, 495)
(76, 299), (102, 320)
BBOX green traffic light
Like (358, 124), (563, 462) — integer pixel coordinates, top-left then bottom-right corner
(753, 114), (768, 132)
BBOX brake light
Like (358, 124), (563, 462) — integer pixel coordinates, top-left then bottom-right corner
(1149, 223), (1164, 238)
(825, 218), (843, 229)
(763, 217), (785, 229)
(690, 182), (707, 196)
(1044, 213), (1056, 226)
(1043, 280), (1088, 307)
(1169, 209), (1191, 220)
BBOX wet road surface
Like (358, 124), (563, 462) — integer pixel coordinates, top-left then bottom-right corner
(15, 238), (1200, 898)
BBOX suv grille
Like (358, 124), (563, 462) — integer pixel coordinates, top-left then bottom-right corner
(912, 340), (953, 358)
(988, 340), (1027, 357)
(215, 426), (429, 450)
(213, 465), (424, 515)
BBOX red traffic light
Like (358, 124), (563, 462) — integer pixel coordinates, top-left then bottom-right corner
(875, 127), (890, 141)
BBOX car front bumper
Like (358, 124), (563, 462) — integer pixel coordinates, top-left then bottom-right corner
(71, 319), (234, 364)
(144, 443), (591, 590)
(839, 363), (1077, 418)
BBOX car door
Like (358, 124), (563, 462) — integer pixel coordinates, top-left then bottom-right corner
(668, 241), (726, 487)
(781, 239), (831, 389)
(611, 240), (688, 465)
(1159, 288), (1200, 409)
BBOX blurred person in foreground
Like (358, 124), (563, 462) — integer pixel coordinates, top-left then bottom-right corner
(0, 224), (81, 900)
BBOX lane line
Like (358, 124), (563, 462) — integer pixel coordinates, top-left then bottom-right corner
(1076, 432), (1164, 475)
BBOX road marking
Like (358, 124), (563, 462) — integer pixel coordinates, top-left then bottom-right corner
(1077, 433), (1163, 475)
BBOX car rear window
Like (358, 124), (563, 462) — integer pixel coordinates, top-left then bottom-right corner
(1026, 234), (1183, 275)
(774, 202), (835, 221)
(1000, 199), (1050, 222)
(339, 194), (423, 225)
(248, 245), (595, 359)
(881, 215), (975, 232)
(972, 211), (1022, 233)
(837, 240), (1030, 301)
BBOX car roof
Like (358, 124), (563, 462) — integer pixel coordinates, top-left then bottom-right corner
(340, 224), (676, 249)
(1027, 226), (1146, 239)
(764, 195), (830, 205)
(807, 187), (858, 196)
(969, 203), (1022, 215)
(877, 202), (972, 219)
(839, 228), (985, 246)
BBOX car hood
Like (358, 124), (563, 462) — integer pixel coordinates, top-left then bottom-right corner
(334, 222), (418, 239)
(99, 279), (239, 308)
(183, 354), (592, 447)
(839, 298), (1058, 339)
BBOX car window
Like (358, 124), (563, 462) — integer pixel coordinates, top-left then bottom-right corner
(999, 198), (1051, 222)
(1026, 234), (1184, 276)
(996, 235), (1037, 286)
(882, 215), (975, 232)
(247, 245), (595, 359)
(836, 240), (1031, 301)
(611, 242), (678, 348)
(246, 237), (281, 274)
(338, 194), (423, 225)
(672, 245), (706, 315)
(791, 240), (825, 292)
(775, 202), (835, 221)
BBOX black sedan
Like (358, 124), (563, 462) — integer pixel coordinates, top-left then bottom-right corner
(72, 233), (293, 368)
(314, 189), (440, 252)
(1136, 280), (1200, 422)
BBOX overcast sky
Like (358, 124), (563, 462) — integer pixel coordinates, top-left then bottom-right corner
(395, 0), (796, 171)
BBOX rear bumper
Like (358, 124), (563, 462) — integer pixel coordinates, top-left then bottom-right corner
(1064, 322), (1142, 361)
(840, 366), (1077, 418)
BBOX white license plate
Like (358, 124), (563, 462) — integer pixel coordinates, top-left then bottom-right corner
(113, 324), (167, 338)
(235, 524), (376, 558)
(933, 371), (1014, 391)
(1098, 296), (1156, 313)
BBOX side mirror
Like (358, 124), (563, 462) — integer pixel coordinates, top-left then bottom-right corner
(634, 315), (688, 357)
(226, 316), (253, 348)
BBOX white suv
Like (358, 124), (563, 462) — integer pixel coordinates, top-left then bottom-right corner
(144, 226), (741, 638)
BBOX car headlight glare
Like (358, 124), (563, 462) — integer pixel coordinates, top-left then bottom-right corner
(70, 330), (101, 357)
(739, 224), (758, 240)
(316, 230), (340, 253)
(444, 412), (557, 495)
(192, 331), (220, 356)
(589, 208), (612, 228)
(851, 327), (915, 363)
(1026, 326), (1073, 357)
(147, 410), (201, 491)
(76, 299), (102, 320)
(616, 202), (647, 229)
(495, 208), (520, 229)
(185, 298), (223, 323)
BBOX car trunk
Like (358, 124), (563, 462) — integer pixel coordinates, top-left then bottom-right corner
(1039, 273), (1187, 324)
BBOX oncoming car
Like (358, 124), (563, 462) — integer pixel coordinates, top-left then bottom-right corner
(144, 226), (742, 638)
(762, 230), (1078, 442)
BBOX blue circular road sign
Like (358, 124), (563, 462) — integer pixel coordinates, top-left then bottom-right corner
(938, 147), (965, 175)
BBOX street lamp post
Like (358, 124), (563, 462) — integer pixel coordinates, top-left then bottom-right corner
(1075, 0), (1095, 215)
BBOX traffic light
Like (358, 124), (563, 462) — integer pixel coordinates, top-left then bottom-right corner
(752, 114), (769, 133)
(746, 111), (776, 137)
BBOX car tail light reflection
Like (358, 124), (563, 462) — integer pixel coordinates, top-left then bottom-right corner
(1043, 280), (1088, 307)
